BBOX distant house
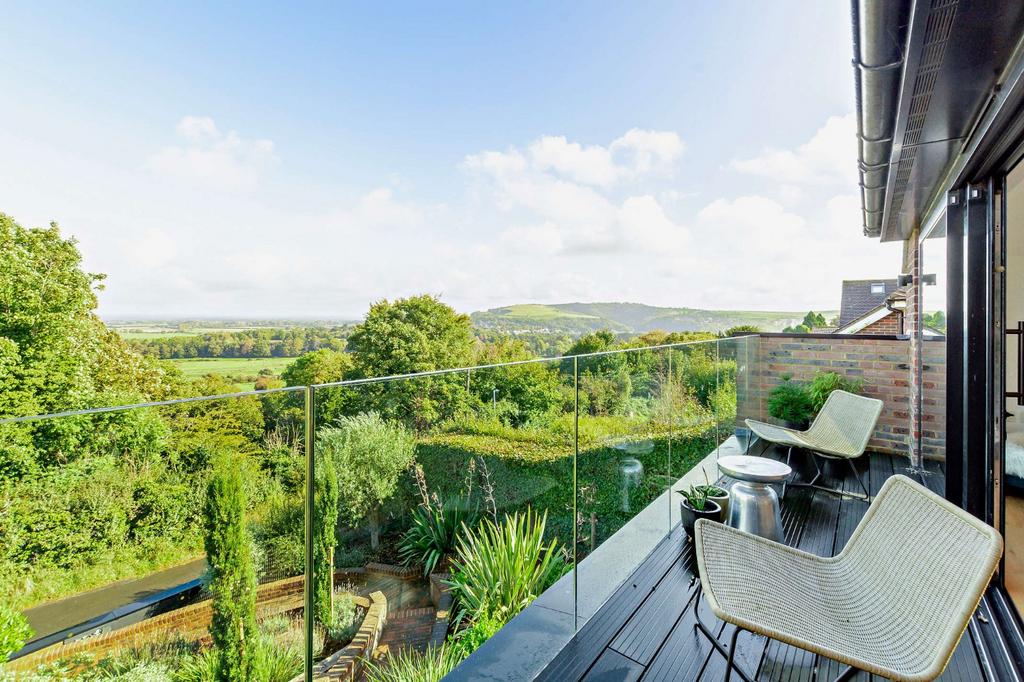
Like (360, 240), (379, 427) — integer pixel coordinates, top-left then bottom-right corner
(834, 279), (942, 336)
(834, 279), (905, 334)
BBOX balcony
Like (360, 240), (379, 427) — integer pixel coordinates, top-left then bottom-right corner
(454, 448), (991, 682)
(5, 332), (996, 682)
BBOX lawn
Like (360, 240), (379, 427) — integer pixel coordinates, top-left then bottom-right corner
(170, 357), (295, 390)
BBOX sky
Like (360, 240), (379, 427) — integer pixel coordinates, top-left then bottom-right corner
(0, 1), (905, 320)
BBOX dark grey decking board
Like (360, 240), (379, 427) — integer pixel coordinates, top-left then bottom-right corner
(536, 451), (994, 682)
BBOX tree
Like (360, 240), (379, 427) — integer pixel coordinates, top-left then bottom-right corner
(347, 296), (474, 428)
(204, 456), (257, 680)
(470, 338), (565, 425)
(318, 413), (416, 550)
(313, 450), (339, 626)
(801, 311), (826, 329)
(722, 325), (761, 337)
(0, 213), (171, 467)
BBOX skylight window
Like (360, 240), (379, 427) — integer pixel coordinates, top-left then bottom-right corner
(870, 282), (886, 294)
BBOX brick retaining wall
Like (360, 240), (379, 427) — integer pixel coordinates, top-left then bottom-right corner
(737, 334), (946, 459)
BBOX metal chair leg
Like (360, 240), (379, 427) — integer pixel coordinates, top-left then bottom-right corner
(723, 625), (743, 682)
(846, 458), (871, 502)
(692, 584), (756, 682)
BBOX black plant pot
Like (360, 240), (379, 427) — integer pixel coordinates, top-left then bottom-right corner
(679, 499), (722, 539)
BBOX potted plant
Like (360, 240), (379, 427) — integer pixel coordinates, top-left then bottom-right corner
(808, 371), (865, 414)
(767, 375), (813, 429)
(676, 485), (722, 539)
(697, 472), (730, 521)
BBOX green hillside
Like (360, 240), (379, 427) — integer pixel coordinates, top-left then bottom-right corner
(471, 302), (836, 334)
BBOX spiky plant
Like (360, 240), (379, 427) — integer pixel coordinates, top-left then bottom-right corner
(447, 509), (568, 621)
(398, 499), (479, 576)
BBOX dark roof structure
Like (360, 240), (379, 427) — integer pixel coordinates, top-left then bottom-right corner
(838, 279), (899, 327)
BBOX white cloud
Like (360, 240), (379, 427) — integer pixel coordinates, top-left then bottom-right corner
(610, 128), (685, 176)
(147, 116), (277, 191)
(464, 129), (688, 256)
(730, 113), (857, 186)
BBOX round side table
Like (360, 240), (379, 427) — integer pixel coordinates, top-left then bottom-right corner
(717, 455), (792, 543)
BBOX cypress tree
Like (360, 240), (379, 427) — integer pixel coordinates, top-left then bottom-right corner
(313, 450), (339, 628)
(204, 456), (257, 680)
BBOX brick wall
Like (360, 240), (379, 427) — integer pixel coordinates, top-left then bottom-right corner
(860, 310), (903, 334)
(738, 334), (946, 459)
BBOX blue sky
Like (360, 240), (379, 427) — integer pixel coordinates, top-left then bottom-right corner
(0, 1), (903, 318)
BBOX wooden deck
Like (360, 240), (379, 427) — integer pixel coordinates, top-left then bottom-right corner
(536, 449), (989, 682)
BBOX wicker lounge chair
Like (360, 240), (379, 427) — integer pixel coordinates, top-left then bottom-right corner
(693, 474), (1003, 682)
(745, 389), (883, 500)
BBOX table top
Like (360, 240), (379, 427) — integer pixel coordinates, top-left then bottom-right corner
(718, 455), (792, 483)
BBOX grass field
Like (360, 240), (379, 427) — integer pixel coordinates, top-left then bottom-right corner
(170, 357), (294, 390)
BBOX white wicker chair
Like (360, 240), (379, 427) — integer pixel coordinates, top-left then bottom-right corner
(693, 475), (1003, 682)
(746, 389), (883, 500)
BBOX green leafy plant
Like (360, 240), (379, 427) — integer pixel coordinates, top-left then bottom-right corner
(313, 450), (339, 628)
(399, 499), (480, 576)
(447, 509), (568, 621)
(323, 591), (361, 643)
(363, 643), (464, 682)
(696, 471), (727, 498)
(808, 371), (864, 414)
(767, 376), (813, 425)
(317, 412), (416, 549)
(203, 455), (257, 681)
(449, 610), (509, 661)
(0, 602), (33, 661)
(676, 485), (709, 511)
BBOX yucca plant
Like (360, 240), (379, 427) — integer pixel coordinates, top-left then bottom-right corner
(363, 643), (463, 682)
(447, 509), (568, 621)
(398, 499), (479, 576)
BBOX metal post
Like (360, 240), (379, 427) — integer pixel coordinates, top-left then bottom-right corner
(572, 355), (579, 630)
(303, 386), (315, 681)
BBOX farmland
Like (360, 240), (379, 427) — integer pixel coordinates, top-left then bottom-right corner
(169, 357), (295, 390)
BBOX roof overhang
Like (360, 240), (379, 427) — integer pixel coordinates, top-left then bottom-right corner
(854, 0), (1024, 242)
(835, 304), (898, 334)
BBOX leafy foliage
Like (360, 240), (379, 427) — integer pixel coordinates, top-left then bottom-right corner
(0, 601), (32, 660)
(808, 371), (865, 414)
(313, 451), (339, 627)
(347, 295), (474, 427)
(448, 509), (568, 621)
(203, 457), (257, 680)
(767, 376), (814, 425)
(399, 499), (480, 576)
(363, 643), (464, 682)
(317, 413), (416, 549)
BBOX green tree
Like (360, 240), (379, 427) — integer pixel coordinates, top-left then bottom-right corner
(204, 456), (257, 680)
(471, 338), (565, 425)
(0, 213), (172, 468)
(281, 349), (355, 424)
(313, 450), (339, 626)
(317, 413), (416, 550)
(347, 295), (474, 428)
(801, 311), (826, 329)
(722, 325), (761, 336)
(0, 602), (33, 661)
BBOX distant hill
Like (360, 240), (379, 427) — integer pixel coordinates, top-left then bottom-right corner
(471, 302), (836, 334)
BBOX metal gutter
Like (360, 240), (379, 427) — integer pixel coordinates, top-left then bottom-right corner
(853, 0), (912, 238)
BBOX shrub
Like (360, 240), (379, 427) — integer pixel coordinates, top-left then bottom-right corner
(767, 376), (813, 425)
(324, 591), (361, 643)
(363, 643), (463, 682)
(447, 509), (568, 621)
(313, 450), (339, 627)
(0, 602), (33, 661)
(317, 413), (416, 550)
(448, 610), (509, 660)
(203, 456), (257, 680)
(808, 371), (864, 414)
(399, 500), (479, 576)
